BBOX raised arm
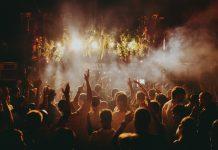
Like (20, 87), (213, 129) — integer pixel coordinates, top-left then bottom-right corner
(71, 84), (84, 110)
(62, 83), (71, 111)
(82, 69), (92, 112)
(128, 78), (135, 105)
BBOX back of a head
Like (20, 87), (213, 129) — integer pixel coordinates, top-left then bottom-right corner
(148, 89), (156, 99)
(134, 108), (151, 134)
(171, 86), (186, 101)
(199, 91), (213, 108)
(53, 127), (76, 150)
(116, 92), (128, 104)
(177, 116), (196, 140)
(79, 93), (87, 101)
(95, 84), (102, 93)
(0, 129), (25, 149)
(100, 109), (112, 127)
(150, 101), (161, 114)
(116, 92), (128, 111)
(92, 96), (101, 108)
(26, 110), (43, 130)
(155, 93), (168, 107)
(136, 91), (145, 102)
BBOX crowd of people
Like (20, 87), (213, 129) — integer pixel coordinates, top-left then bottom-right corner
(0, 69), (217, 150)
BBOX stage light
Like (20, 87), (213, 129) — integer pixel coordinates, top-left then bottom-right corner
(71, 38), (83, 52)
(109, 41), (115, 49)
(91, 40), (100, 51)
(56, 42), (61, 47)
(128, 39), (138, 51)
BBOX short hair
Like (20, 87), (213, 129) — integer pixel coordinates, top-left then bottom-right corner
(177, 116), (196, 139)
(116, 92), (128, 105)
(78, 93), (87, 101)
(136, 91), (145, 101)
(134, 108), (151, 133)
(149, 101), (161, 114)
(100, 109), (112, 123)
(148, 89), (156, 98)
(155, 93), (168, 106)
(95, 84), (102, 93)
(92, 96), (100, 107)
(171, 86), (186, 100)
(26, 110), (43, 128)
(53, 127), (76, 149)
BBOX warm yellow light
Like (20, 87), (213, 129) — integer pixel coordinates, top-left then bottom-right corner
(128, 39), (138, 51)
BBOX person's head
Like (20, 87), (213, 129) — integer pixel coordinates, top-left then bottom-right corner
(53, 127), (76, 150)
(26, 110), (43, 130)
(78, 93), (87, 107)
(92, 96), (100, 111)
(94, 84), (102, 95)
(58, 100), (71, 115)
(48, 89), (56, 103)
(100, 100), (108, 110)
(112, 88), (119, 99)
(171, 86), (186, 102)
(149, 101), (161, 116)
(176, 117), (197, 141)
(100, 109), (112, 129)
(189, 94), (199, 106)
(1, 129), (25, 149)
(148, 89), (156, 100)
(136, 91), (145, 104)
(134, 108), (151, 134)
(155, 93), (168, 108)
(199, 91), (213, 108)
(172, 104), (187, 124)
(116, 92), (128, 112)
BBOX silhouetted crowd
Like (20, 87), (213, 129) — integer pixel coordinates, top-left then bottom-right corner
(0, 70), (217, 150)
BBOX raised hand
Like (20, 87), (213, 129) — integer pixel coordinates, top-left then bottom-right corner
(127, 78), (133, 87)
(84, 69), (90, 82)
(62, 83), (70, 97)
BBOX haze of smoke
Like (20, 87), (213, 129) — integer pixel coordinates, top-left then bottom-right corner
(42, 1), (218, 99)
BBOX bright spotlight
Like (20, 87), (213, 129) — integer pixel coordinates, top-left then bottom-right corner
(91, 40), (100, 51)
(109, 41), (115, 49)
(128, 39), (138, 51)
(56, 42), (61, 47)
(71, 38), (83, 51)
